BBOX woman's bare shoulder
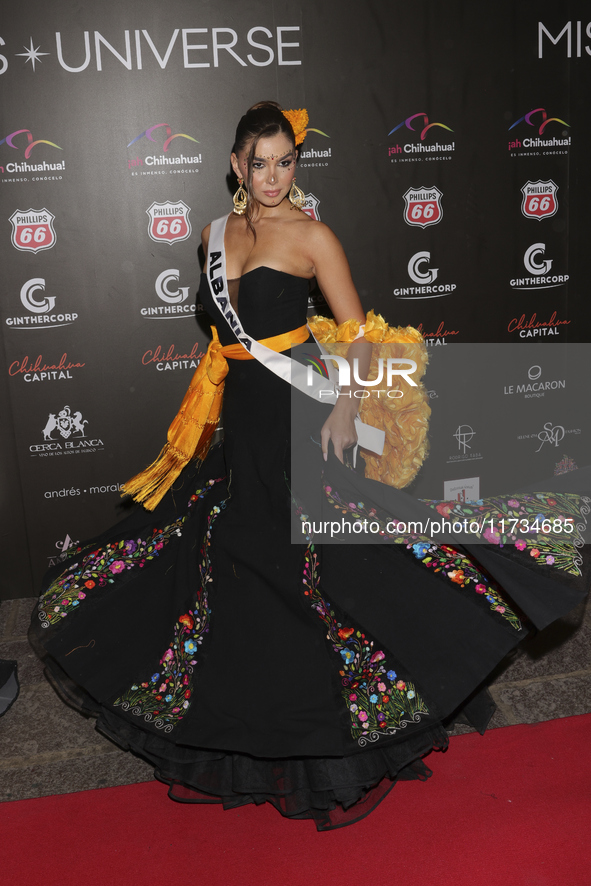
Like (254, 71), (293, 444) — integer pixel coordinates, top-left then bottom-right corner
(201, 223), (211, 251)
(300, 218), (344, 257)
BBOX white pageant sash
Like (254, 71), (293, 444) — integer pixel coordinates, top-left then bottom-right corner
(207, 214), (385, 455)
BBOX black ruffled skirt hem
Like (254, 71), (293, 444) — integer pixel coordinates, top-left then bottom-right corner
(96, 707), (448, 830)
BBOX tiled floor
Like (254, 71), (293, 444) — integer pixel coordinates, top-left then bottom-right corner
(1, 594), (590, 803)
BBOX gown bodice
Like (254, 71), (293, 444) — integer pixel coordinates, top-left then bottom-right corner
(198, 267), (312, 346)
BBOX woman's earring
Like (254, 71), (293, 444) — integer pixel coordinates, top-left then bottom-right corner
(232, 179), (248, 215)
(288, 177), (305, 210)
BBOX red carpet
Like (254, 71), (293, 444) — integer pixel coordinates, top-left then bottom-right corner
(4, 714), (591, 886)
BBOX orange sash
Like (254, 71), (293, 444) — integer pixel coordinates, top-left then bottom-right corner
(122, 324), (309, 510)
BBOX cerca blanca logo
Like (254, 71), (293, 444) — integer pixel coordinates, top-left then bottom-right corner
(5, 278), (79, 329)
(30, 405), (104, 457)
(510, 243), (568, 290)
(394, 252), (457, 299)
(141, 269), (195, 318)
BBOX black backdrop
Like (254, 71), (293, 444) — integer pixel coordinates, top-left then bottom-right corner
(1, 0), (589, 598)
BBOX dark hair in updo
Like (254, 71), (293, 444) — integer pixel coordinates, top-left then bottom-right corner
(232, 101), (296, 234)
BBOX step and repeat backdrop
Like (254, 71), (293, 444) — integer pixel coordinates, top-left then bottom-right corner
(1, 0), (589, 598)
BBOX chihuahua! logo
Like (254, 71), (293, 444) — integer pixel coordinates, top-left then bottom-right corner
(0, 128), (62, 159)
(127, 123), (199, 153)
(509, 108), (569, 136)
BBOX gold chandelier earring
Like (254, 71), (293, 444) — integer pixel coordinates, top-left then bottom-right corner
(232, 178), (248, 215)
(288, 177), (305, 210)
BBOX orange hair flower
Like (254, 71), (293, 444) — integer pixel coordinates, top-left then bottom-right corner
(282, 108), (309, 145)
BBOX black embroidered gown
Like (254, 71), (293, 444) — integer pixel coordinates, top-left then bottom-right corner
(31, 267), (590, 829)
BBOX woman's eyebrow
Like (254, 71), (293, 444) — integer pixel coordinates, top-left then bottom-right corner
(253, 150), (294, 161)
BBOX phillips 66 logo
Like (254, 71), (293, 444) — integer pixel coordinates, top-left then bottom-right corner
(146, 201), (192, 245)
(521, 181), (558, 221)
(9, 208), (56, 253)
(403, 187), (442, 228)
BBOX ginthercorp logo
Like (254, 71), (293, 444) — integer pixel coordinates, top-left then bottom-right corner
(5, 278), (78, 329)
(31, 405), (104, 456)
(127, 122), (202, 175)
(147, 201), (191, 244)
(508, 108), (570, 153)
(510, 243), (569, 290)
(0, 128), (65, 177)
(388, 113), (455, 161)
(503, 363), (566, 399)
(9, 207), (56, 252)
(141, 269), (195, 318)
(303, 353), (417, 400)
(394, 252), (456, 299)
(521, 181), (558, 220)
(302, 193), (320, 221)
(403, 186), (442, 228)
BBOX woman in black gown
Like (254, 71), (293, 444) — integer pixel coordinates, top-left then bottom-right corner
(31, 102), (590, 830)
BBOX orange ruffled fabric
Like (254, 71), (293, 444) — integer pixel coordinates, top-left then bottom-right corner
(308, 311), (430, 489)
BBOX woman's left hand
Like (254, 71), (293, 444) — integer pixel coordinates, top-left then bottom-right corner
(321, 400), (358, 463)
